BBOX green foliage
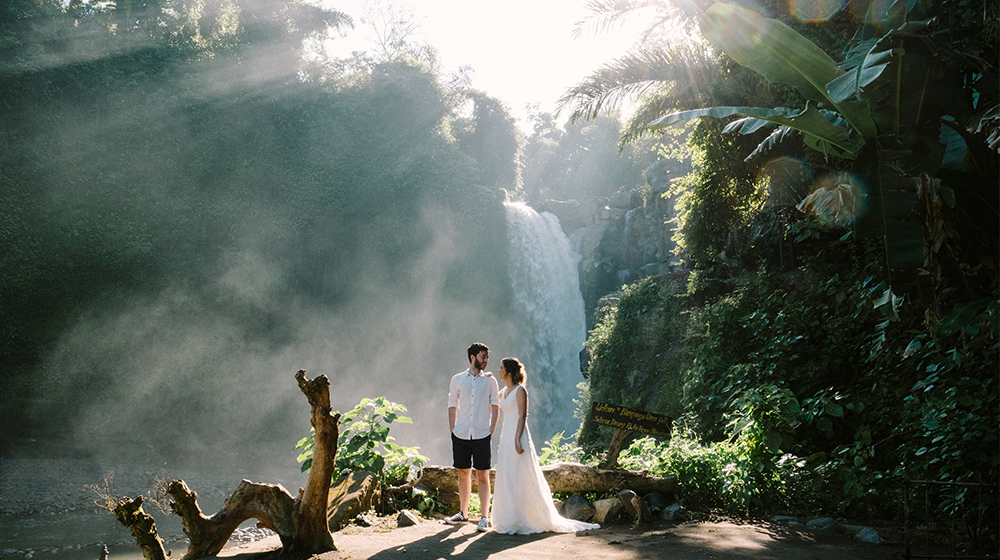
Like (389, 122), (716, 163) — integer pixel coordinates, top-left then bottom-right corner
(451, 92), (525, 195)
(898, 302), (999, 486)
(616, 426), (804, 514)
(413, 485), (446, 516)
(569, 0), (998, 526)
(578, 226), (997, 517)
(655, 1), (998, 290)
(295, 397), (427, 486)
(578, 276), (688, 454)
(667, 119), (766, 270)
(537, 431), (587, 467)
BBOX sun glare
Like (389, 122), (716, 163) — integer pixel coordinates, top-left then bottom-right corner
(322, 0), (643, 129)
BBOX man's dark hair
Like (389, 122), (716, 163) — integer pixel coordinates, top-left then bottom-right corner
(467, 342), (490, 361)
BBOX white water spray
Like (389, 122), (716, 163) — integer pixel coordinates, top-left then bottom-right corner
(504, 202), (587, 440)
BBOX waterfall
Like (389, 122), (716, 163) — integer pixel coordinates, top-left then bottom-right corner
(504, 202), (587, 441)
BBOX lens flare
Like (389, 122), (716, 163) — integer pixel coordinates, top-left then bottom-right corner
(797, 172), (870, 227)
(788, 0), (846, 22)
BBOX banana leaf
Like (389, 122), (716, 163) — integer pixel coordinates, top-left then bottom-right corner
(827, 45), (900, 103)
(700, 3), (877, 138)
(700, 3), (838, 103)
(650, 105), (859, 158)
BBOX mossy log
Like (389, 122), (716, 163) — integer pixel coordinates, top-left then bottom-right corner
(416, 462), (677, 497)
(114, 370), (340, 560)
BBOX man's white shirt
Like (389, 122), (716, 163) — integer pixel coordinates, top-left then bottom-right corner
(448, 369), (500, 440)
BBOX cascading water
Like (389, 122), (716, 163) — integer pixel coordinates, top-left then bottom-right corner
(504, 202), (587, 441)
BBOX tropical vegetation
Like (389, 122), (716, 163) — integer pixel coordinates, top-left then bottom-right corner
(562, 0), (998, 541)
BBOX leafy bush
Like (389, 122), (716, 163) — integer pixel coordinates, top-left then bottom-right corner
(578, 224), (997, 519)
(295, 396), (427, 486)
(538, 431), (587, 466)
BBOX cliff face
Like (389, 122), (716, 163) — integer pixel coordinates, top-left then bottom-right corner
(537, 188), (680, 330)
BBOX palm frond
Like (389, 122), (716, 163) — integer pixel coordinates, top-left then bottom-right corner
(557, 43), (718, 125)
(572, 0), (666, 39)
(620, 91), (674, 148)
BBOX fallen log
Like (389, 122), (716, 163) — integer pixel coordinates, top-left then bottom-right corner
(415, 462), (677, 497)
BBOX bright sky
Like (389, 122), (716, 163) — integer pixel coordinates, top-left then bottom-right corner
(323, 0), (644, 131)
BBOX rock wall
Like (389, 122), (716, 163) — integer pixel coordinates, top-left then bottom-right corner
(536, 188), (679, 330)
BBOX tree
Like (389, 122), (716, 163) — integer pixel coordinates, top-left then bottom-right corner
(358, 0), (437, 65)
(452, 92), (525, 194)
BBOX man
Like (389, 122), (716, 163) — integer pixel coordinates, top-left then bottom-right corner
(445, 342), (500, 532)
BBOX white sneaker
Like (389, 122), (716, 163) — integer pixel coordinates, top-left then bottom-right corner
(443, 512), (467, 525)
(477, 516), (490, 532)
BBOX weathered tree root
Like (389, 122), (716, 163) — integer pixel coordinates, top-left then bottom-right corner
(113, 370), (341, 560)
(112, 495), (166, 560)
(168, 479), (298, 560)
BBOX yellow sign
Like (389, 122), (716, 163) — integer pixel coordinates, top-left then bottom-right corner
(591, 402), (672, 437)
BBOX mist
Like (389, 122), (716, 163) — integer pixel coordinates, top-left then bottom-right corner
(0, 0), (603, 504)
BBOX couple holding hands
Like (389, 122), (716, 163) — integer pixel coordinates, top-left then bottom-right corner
(445, 342), (600, 534)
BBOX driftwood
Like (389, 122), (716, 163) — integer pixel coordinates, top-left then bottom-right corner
(113, 370), (341, 560)
(112, 495), (166, 560)
(416, 462), (678, 497)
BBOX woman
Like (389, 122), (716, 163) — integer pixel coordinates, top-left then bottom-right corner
(490, 357), (600, 534)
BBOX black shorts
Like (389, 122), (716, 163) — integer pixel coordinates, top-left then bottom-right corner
(451, 433), (491, 471)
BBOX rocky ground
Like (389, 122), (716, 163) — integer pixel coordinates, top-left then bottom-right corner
(220, 513), (905, 560)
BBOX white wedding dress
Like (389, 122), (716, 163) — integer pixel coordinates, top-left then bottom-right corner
(491, 385), (600, 534)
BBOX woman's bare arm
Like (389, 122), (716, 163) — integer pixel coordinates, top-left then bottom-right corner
(514, 385), (528, 454)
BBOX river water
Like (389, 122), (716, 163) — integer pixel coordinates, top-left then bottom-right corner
(0, 452), (298, 559)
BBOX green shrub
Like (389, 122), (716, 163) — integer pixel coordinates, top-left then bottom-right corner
(538, 431), (587, 466)
(295, 396), (427, 486)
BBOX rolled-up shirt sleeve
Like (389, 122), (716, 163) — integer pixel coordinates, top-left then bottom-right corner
(489, 377), (500, 405)
(448, 374), (460, 408)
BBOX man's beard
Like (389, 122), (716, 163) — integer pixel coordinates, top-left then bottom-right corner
(475, 358), (487, 371)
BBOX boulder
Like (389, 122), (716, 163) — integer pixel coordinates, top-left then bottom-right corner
(661, 503), (690, 522)
(562, 495), (595, 522)
(806, 517), (838, 532)
(642, 492), (670, 514)
(617, 489), (652, 525)
(853, 527), (884, 544)
(327, 471), (381, 531)
(592, 498), (623, 524)
(435, 491), (461, 515)
(396, 510), (420, 527)
(619, 489), (641, 518)
(536, 199), (587, 231)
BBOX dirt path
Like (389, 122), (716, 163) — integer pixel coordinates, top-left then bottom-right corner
(222, 518), (902, 560)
